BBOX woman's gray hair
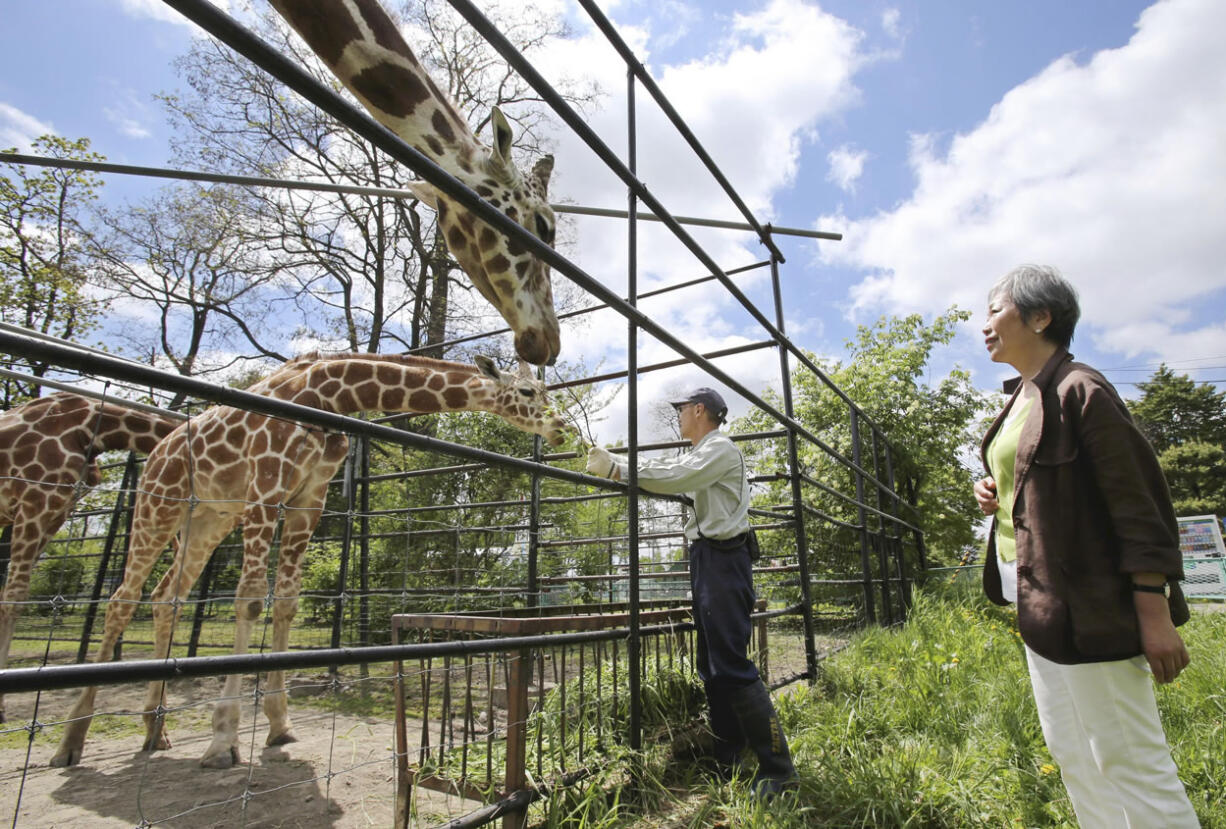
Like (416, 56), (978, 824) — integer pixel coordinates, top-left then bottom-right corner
(989, 264), (1080, 348)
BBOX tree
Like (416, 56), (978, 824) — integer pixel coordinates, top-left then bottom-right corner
(91, 183), (287, 401)
(1128, 365), (1226, 517)
(0, 136), (106, 402)
(1158, 442), (1226, 517)
(1128, 365), (1226, 454)
(155, 0), (596, 360)
(736, 308), (989, 566)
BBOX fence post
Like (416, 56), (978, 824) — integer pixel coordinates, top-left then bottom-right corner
(78, 451), (141, 663)
(870, 430), (893, 624)
(849, 409), (877, 624)
(503, 647), (531, 829)
(754, 598), (769, 684)
(768, 252), (819, 681)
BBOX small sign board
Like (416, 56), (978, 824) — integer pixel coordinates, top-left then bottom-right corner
(1177, 515), (1226, 599)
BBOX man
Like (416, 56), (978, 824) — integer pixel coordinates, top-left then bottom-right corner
(586, 387), (797, 795)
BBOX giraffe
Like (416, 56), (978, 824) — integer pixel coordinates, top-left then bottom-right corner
(268, 0), (562, 366)
(51, 353), (572, 768)
(0, 392), (181, 723)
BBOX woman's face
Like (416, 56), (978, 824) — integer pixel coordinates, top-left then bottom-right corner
(983, 293), (1047, 366)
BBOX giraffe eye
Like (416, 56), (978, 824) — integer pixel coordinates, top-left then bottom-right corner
(518, 387), (535, 398)
(535, 214), (554, 245)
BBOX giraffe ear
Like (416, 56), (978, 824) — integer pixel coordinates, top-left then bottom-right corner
(490, 107), (514, 166)
(532, 155), (554, 196)
(403, 180), (439, 209)
(475, 355), (501, 380)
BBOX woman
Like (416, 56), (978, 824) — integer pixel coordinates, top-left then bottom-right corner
(975, 264), (1199, 828)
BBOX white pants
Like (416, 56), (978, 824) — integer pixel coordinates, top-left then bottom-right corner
(1025, 646), (1200, 828)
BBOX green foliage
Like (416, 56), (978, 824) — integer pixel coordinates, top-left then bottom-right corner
(0, 135), (106, 401)
(1128, 366), (1226, 518)
(1160, 442), (1226, 517)
(27, 547), (87, 613)
(736, 308), (989, 567)
(1129, 366), (1226, 455)
(522, 587), (1226, 828)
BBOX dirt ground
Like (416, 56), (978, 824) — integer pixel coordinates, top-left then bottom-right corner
(0, 677), (482, 829)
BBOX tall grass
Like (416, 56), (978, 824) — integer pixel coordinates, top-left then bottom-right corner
(548, 584), (1226, 828)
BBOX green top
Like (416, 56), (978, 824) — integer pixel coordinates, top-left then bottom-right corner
(987, 397), (1033, 563)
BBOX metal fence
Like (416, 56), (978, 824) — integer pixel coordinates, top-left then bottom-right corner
(0, 0), (927, 826)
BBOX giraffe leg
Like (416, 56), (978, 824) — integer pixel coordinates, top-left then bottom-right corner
(263, 497), (327, 747)
(201, 505), (279, 769)
(0, 510), (68, 724)
(141, 510), (232, 754)
(50, 493), (187, 767)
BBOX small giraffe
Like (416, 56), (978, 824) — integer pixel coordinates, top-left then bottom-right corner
(269, 0), (562, 366)
(51, 353), (571, 768)
(0, 392), (181, 723)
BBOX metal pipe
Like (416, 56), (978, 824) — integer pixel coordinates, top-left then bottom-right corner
(0, 154), (838, 240)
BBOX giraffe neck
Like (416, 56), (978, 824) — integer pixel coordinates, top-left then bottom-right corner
(265, 357), (495, 416)
(269, 0), (480, 171)
(87, 405), (182, 456)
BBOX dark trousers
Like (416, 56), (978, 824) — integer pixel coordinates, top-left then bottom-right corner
(689, 536), (759, 687)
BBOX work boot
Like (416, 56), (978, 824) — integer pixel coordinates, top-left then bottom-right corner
(729, 679), (798, 797)
(705, 680), (747, 780)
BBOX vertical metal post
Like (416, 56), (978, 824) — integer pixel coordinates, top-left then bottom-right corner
(358, 436), (371, 659)
(768, 253), (818, 680)
(330, 438), (359, 654)
(849, 409), (877, 624)
(78, 452), (141, 662)
(625, 64), (643, 751)
(187, 552), (218, 658)
(527, 424), (544, 609)
(905, 476), (929, 572)
(882, 442), (912, 612)
(870, 430), (893, 624)
(0, 526), (10, 591)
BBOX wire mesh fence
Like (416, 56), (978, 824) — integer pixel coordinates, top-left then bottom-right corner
(0, 0), (928, 825)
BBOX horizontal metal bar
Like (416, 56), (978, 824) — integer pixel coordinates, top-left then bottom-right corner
(0, 365), (188, 421)
(549, 339), (777, 390)
(0, 620), (698, 694)
(0, 327), (615, 490)
(0, 154), (835, 239)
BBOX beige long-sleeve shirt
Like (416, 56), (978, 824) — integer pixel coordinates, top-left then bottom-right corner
(612, 430), (749, 541)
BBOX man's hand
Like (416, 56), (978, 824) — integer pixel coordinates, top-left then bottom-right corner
(974, 476), (999, 516)
(586, 446), (617, 479)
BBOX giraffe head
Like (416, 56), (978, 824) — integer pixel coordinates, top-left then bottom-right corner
(266, 0), (562, 365)
(473, 355), (572, 447)
(408, 109), (560, 367)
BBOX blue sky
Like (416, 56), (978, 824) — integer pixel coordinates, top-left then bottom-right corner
(2, 0), (1223, 441)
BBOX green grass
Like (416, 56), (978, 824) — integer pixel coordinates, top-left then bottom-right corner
(529, 584), (1226, 828)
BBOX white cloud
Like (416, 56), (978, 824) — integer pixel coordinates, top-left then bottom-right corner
(0, 103), (55, 151)
(818, 0), (1226, 364)
(102, 90), (154, 139)
(826, 144), (867, 193)
(881, 8), (902, 40)
(528, 0), (874, 441)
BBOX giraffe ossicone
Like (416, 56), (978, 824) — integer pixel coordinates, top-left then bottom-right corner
(50, 353), (573, 769)
(268, 0), (563, 366)
(0, 392), (180, 724)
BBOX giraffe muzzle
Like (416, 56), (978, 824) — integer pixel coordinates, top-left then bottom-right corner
(514, 326), (560, 367)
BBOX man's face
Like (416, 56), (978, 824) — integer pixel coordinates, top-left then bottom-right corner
(677, 402), (703, 442)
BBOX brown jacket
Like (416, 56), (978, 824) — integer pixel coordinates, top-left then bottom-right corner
(981, 348), (1189, 664)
